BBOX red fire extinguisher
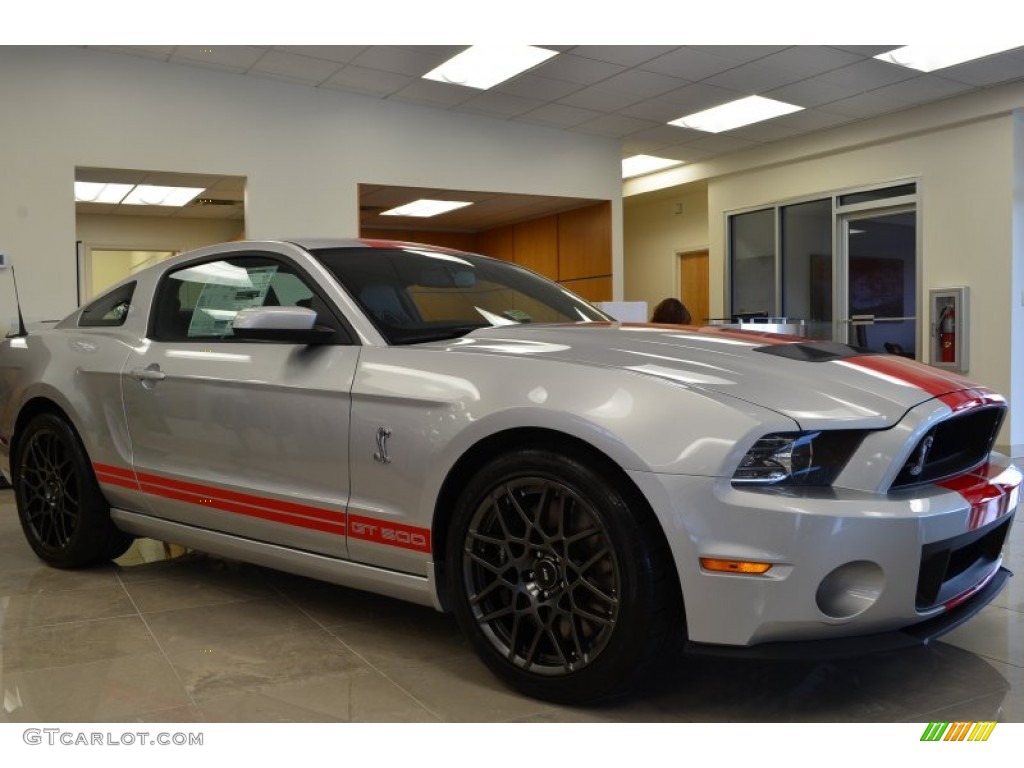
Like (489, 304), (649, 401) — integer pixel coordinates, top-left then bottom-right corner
(939, 304), (955, 363)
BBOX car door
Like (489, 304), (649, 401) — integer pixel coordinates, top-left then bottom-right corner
(120, 251), (357, 558)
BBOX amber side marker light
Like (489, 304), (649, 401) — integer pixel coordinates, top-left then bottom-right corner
(700, 558), (773, 575)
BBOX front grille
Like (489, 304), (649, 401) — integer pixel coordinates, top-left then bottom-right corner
(891, 406), (1004, 489)
(916, 516), (1011, 609)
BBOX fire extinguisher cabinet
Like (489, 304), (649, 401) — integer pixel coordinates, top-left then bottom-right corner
(929, 287), (969, 372)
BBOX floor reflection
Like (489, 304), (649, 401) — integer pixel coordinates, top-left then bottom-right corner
(1, 488), (1022, 722)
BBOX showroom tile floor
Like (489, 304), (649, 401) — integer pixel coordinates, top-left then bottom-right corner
(1, 488), (1023, 723)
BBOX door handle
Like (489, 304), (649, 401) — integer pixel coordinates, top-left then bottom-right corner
(130, 364), (166, 386)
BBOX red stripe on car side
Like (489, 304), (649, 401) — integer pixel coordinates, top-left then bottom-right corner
(135, 480), (347, 536)
(937, 463), (1022, 531)
(130, 469), (343, 524)
(92, 463), (432, 551)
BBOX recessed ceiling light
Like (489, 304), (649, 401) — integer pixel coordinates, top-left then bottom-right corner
(381, 199), (473, 218)
(122, 185), (205, 206)
(423, 45), (558, 90)
(669, 95), (803, 134)
(74, 182), (134, 204)
(874, 45), (1021, 72)
(622, 155), (684, 179)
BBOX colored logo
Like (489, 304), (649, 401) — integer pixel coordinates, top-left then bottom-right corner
(921, 722), (997, 741)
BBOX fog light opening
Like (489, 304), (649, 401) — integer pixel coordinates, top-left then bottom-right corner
(815, 561), (885, 619)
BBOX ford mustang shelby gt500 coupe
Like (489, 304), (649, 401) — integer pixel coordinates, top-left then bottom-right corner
(0, 239), (1018, 702)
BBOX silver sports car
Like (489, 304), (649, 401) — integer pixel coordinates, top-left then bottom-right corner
(0, 239), (1018, 703)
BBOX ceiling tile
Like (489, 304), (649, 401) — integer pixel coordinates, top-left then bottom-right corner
(350, 45), (453, 77)
(273, 46), (370, 64)
(831, 46), (903, 57)
(691, 46), (791, 64)
(455, 91), (548, 119)
(685, 133), (759, 153)
(755, 46), (865, 77)
(640, 47), (748, 81)
(559, 83), (648, 112)
(574, 113), (659, 138)
(493, 73), (583, 101)
(657, 82), (750, 119)
(619, 92), (702, 123)
(517, 103), (603, 128)
(387, 79), (478, 109)
(321, 66), (412, 98)
(865, 75), (973, 106)
(170, 46), (266, 73)
(764, 75), (864, 108)
(773, 108), (851, 132)
(819, 58), (919, 90)
(820, 91), (909, 119)
(599, 68), (692, 100)
(705, 60), (813, 93)
(628, 124), (705, 146)
(728, 120), (802, 143)
(530, 53), (626, 86)
(938, 53), (1024, 87)
(88, 45), (175, 61)
(570, 46), (679, 67)
(250, 50), (343, 86)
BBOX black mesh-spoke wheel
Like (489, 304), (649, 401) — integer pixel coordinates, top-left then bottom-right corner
(448, 447), (682, 703)
(463, 478), (620, 676)
(13, 412), (133, 568)
(19, 425), (83, 553)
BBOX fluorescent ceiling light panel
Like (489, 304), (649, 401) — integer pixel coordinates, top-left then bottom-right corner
(122, 185), (205, 206)
(622, 155), (684, 178)
(669, 95), (803, 133)
(382, 199), (473, 218)
(874, 45), (1021, 72)
(423, 45), (558, 90)
(74, 181), (134, 204)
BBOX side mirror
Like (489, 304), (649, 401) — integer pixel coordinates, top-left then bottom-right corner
(231, 306), (334, 344)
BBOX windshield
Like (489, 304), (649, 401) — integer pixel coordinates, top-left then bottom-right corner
(311, 246), (611, 344)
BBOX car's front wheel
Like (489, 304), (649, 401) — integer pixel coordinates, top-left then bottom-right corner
(13, 412), (133, 568)
(447, 447), (682, 703)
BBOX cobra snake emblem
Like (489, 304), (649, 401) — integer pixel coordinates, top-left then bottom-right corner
(373, 427), (392, 464)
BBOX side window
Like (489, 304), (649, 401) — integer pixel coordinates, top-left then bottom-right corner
(79, 282), (136, 327)
(152, 255), (331, 342)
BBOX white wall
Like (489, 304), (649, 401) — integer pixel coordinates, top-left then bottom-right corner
(76, 214), (244, 253)
(1013, 111), (1024, 453)
(0, 46), (623, 323)
(623, 186), (708, 309)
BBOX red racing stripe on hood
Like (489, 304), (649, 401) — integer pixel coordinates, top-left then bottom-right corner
(841, 355), (972, 397)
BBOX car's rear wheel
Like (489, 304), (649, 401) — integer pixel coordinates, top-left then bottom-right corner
(13, 412), (133, 568)
(447, 447), (682, 703)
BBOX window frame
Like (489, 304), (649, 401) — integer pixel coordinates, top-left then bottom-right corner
(147, 251), (355, 345)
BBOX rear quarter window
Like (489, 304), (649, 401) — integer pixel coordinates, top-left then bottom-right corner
(78, 282), (136, 327)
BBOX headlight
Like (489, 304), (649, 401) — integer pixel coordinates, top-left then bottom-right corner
(732, 430), (866, 487)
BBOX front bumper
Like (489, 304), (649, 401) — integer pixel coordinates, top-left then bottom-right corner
(628, 457), (1019, 648)
(685, 565), (1011, 660)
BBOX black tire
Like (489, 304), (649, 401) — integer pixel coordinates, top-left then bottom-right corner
(13, 412), (133, 568)
(446, 447), (683, 703)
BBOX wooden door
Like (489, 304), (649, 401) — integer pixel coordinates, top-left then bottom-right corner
(680, 250), (710, 325)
